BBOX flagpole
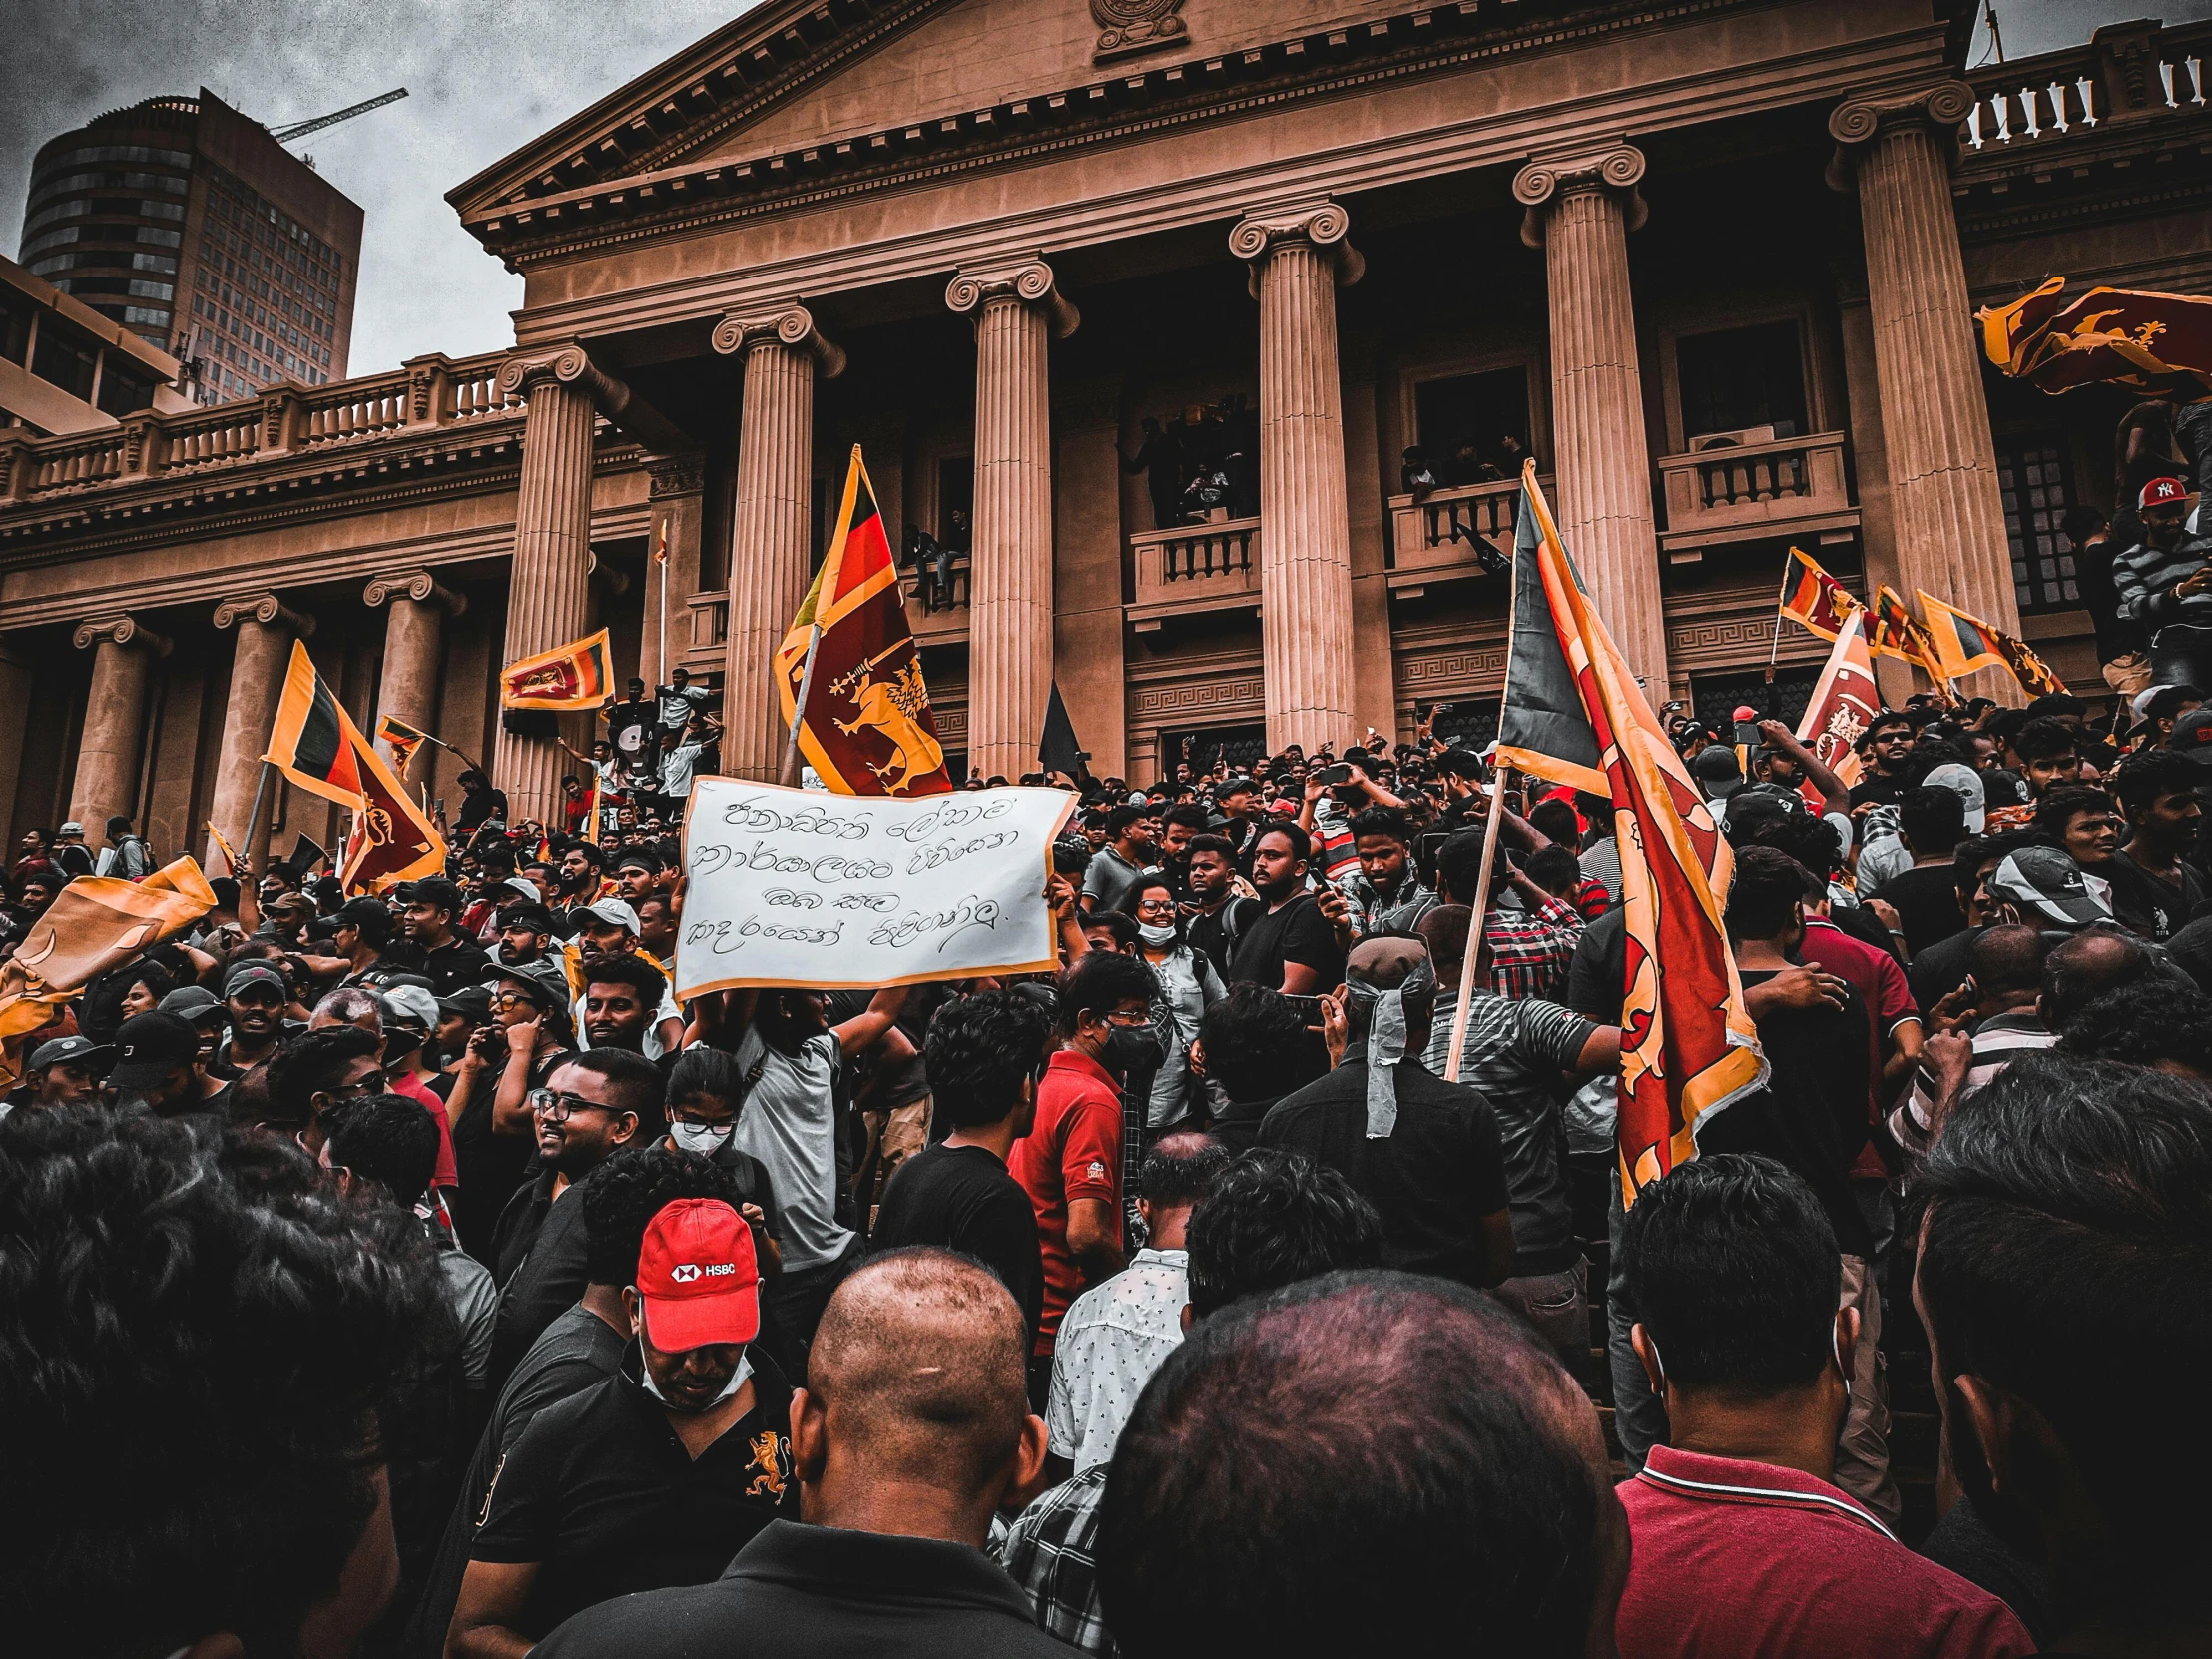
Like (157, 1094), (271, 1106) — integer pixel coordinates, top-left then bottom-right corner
(779, 623), (825, 787)
(1444, 763), (1512, 1084)
(239, 761), (273, 875)
(1763, 548), (1792, 684)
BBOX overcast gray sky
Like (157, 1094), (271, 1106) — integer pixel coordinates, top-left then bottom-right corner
(2, 0), (2203, 376)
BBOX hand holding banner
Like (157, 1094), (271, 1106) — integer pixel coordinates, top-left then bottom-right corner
(677, 779), (1073, 998)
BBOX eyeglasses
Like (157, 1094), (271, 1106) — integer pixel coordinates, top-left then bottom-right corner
(1103, 1009), (1153, 1029)
(529, 1089), (611, 1122)
(491, 991), (537, 1012)
(1134, 897), (1178, 916)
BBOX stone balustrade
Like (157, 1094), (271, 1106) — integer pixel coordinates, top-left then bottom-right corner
(1128, 515), (1262, 632)
(1656, 431), (1857, 552)
(1962, 19), (2209, 152)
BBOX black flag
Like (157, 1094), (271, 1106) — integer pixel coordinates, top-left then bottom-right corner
(1039, 682), (1083, 777)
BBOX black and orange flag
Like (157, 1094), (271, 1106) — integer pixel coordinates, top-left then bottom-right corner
(500, 628), (614, 711)
(375, 712), (430, 777)
(1778, 547), (1865, 643)
(340, 735), (447, 894)
(1980, 276), (2212, 399)
(1919, 592), (2068, 697)
(264, 642), (366, 808)
(775, 446), (952, 797)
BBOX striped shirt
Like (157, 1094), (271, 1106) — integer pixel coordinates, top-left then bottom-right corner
(2112, 534), (2212, 631)
(1890, 1009), (2056, 1159)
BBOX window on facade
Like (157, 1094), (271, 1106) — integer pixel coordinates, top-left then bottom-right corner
(1413, 367), (1531, 485)
(1998, 438), (2078, 614)
(96, 361), (155, 418)
(1675, 320), (1808, 446)
(31, 329), (97, 400)
(1692, 666), (1820, 731)
(0, 294), (33, 365)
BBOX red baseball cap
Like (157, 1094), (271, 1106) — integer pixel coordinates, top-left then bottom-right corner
(2140, 476), (2196, 510)
(635, 1198), (760, 1351)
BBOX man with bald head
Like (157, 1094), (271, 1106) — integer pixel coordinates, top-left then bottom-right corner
(1098, 1270), (1628, 1658)
(531, 1247), (1064, 1658)
(1258, 937), (1513, 1287)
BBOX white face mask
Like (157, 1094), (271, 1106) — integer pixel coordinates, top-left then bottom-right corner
(670, 1120), (735, 1156)
(1137, 921), (1179, 948)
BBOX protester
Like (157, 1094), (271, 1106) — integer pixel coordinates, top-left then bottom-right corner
(1081, 805), (1158, 915)
(400, 876), (494, 997)
(873, 989), (1053, 1343)
(1118, 874), (1224, 1131)
(1227, 822), (1344, 993)
(526, 1250), (1061, 1658)
(1193, 983), (1313, 1153)
(2105, 748), (2206, 940)
(1614, 1153), (2035, 1659)
(1, 1032), (110, 1116)
(1259, 936), (1514, 1289)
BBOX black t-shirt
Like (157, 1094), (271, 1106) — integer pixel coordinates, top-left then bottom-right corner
(528, 1519), (1070, 1659)
(1258, 1050), (1510, 1287)
(1908, 924), (1983, 1016)
(490, 1165), (596, 1391)
(870, 1143), (1042, 1345)
(1869, 864), (1969, 955)
(1708, 970), (1873, 1257)
(1566, 905), (1629, 1021)
(450, 1049), (570, 1266)
(1228, 890), (1344, 991)
(2104, 848), (2205, 942)
(422, 937), (495, 999)
(470, 1351), (799, 1639)
(1847, 771), (1910, 810)
(1186, 896), (1258, 985)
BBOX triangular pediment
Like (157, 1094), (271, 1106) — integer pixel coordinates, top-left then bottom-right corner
(450, 0), (1423, 231)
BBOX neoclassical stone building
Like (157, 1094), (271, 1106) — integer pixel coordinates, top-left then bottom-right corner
(1, 1), (2207, 861)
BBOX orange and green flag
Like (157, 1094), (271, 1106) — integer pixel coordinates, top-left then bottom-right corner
(375, 712), (430, 777)
(1918, 592), (2067, 697)
(775, 446), (952, 796)
(264, 641), (366, 808)
(500, 628), (614, 711)
(1496, 462), (1766, 1203)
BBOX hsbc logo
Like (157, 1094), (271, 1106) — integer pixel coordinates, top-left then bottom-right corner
(670, 1262), (735, 1282)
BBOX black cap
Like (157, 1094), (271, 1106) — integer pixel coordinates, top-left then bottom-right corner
(436, 984), (495, 1022)
(336, 895), (389, 927)
(492, 966), (564, 1009)
(614, 850), (660, 875)
(397, 876), (463, 914)
(28, 1035), (113, 1073)
(109, 1012), (204, 1091)
(498, 901), (557, 934)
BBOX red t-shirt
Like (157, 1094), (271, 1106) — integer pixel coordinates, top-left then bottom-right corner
(1617, 1445), (2035, 1659)
(1801, 918), (1918, 1179)
(1008, 1048), (1124, 1357)
(388, 1071), (460, 1191)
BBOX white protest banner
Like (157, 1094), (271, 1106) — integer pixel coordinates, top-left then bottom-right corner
(677, 778), (1075, 998)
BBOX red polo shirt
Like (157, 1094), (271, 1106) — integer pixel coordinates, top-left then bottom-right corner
(1008, 1048), (1123, 1357)
(388, 1071), (460, 1191)
(1802, 917), (1918, 1179)
(1616, 1445), (2035, 1659)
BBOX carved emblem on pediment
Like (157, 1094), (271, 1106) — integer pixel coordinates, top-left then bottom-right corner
(1091, 0), (1186, 62)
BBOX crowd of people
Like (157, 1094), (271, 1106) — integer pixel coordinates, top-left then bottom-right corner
(3, 668), (2209, 1658)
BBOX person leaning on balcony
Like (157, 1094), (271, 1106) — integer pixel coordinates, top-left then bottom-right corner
(2063, 503), (2151, 697)
(2112, 476), (2212, 691)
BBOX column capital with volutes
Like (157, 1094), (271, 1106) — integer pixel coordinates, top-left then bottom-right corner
(213, 592), (315, 636)
(711, 304), (847, 378)
(363, 570), (467, 617)
(72, 613), (171, 657)
(1824, 82), (1977, 189)
(1228, 202), (1363, 295)
(945, 258), (1080, 339)
(1513, 144), (1648, 245)
(496, 341), (622, 405)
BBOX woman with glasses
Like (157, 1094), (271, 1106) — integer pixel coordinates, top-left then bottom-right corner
(1118, 877), (1227, 1134)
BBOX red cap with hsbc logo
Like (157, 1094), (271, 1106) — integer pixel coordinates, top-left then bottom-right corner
(634, 1198), (760, 1351)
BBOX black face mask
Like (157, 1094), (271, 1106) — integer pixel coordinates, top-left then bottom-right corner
(1099, 1024), (1157, 1079)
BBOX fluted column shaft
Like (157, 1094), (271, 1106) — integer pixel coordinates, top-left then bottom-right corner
(1834, 86), (2020, 660)
(950, 262), (1076, 782)
(210, 596), (311, 870)
(1516, 147), (1668, 687)
(68, 617), (168, 836)
(365, 570), (464, 774)
(493, 359), (599, 824)
(1232, 205), (1361, 753)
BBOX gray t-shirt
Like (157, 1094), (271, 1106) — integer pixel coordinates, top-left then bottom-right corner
(1081, 845), (1152, 914)
(732, 1027), (853, 1271)
(1422, 991), (1597, 1278)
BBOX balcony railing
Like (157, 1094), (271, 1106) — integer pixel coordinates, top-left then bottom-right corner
(1962, 19), (2209, 153)
(901, 555), (970, 644)
(0, 346), (522, 507)
(1657, 431), (1856, 553)
(1383, 476), (1550, 593)
(1128, 515), (1261, 630)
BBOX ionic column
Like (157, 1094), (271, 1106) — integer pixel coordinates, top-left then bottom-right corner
(68, 614), (171, 836)
(948, 260), (1078, 782)
(493, 344), (617, 823)
(1229, 204), (1363, 754)
(208, 594), (314, 871)
(1514, 146), (1669, 687)
(364, 571), (465, 772)
(711, 307), (844, 779)
(1829, 85), (2021, 656)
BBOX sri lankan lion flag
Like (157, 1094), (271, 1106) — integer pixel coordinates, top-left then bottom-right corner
(775, 447), (952, 797)
(375, 712), (430, 777)
(1495, 462), (1766, 1205)
(0, 857), (216, 1086)
(264, 642), (366, 808)
(501, 628), (614, 711)
(1918, 592), (2068, 697)
(340, 729), (447, 894)
(1795, 610), (1882, 794)
(1779, 547), (1865, 642)
(1979, 276), (2212, 400)
(1871, 584), (1952, 688)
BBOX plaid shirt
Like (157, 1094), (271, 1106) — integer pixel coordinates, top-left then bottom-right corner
(1483, 893), (1584, 1002)
(997, 1464), (1114, 1655)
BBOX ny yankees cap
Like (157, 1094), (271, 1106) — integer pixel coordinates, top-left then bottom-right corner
(634, 1198), (760, 1351)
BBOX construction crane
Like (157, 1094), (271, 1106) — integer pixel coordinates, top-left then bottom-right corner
(268, 87), (408, 145)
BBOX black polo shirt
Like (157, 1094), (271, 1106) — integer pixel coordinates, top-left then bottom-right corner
(489, 1163), (597, 1390)
(870, 1143), (1042, 1346)
(529, 1519), (1071, 1658)
(421, 935), (495, 998)
(1258, 1046), (1510, 1286)
(470, 1348), (798, 1640)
